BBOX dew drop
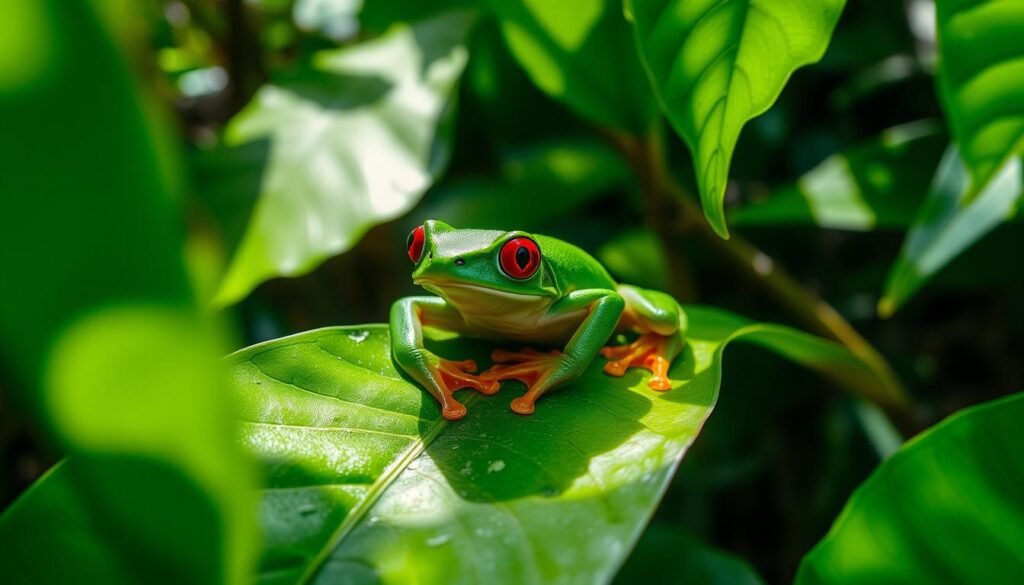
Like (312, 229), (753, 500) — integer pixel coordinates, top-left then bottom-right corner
(487, 460), (506, 473)
(348, 330), (370, 343)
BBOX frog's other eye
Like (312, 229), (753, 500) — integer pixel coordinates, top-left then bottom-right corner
(407, 225), (425, 263)
(499, 237), (540, 279)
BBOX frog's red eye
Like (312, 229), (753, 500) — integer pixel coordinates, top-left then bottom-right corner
(407, 225), (425, 263)
(499, 237), (540, 279)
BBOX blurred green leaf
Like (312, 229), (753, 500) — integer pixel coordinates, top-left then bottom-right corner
(226, 306), (897, 582)
(615, 524), (764, 585)
(359, 0), (478, 34)
(797, 392), (1024, 584)
(598, 228), (670, 291)
(294, 0), (361, 42)
(486, 0), (657, 132)
(732, 121), (946, 230)
(0, 0), (256, 582)
(626, 0), (846, 237)
(879, 146), (1021, 316)
(936, 0), (1024, 199)
(214, 13), (473, 306)
(415, 137), (630, 230)
(0, 311), (256, 584)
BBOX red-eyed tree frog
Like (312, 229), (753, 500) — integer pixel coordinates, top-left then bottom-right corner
(391, 220), (688, 420)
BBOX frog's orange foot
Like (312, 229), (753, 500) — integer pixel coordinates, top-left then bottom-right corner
(601, 333), (674, 391)
(480, 348), (562, 415)
(436, 358), (501, 396)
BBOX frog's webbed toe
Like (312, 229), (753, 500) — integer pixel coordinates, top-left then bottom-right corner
(480, 348), (563, 415)
(436, 358), (501, 396)
(601, 332), (681, 391)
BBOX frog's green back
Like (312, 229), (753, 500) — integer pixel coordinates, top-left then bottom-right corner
(535, 234), (617, 294)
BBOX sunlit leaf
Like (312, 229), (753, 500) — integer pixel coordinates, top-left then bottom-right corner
(797, 392), (1024, 584)
(879, 146), (1021, 316)
(293, 0), (361, 42)
(0, 0), (255, 581)
(936, 0), (1024, 198)
(732, 121), (946, 230)
(487, 0), (657, 132)
(627, 0), (846, 237)
(226, 306), (895, 582)
(213, 13), (473, 306)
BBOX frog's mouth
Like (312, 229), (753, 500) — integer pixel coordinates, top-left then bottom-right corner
(414, 277), (535, 301)
(413, 278), (555, 314)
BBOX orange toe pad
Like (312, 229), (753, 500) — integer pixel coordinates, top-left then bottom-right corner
(600, 333), (674, 391)
(437, 358), (501, 396)
(481, 348), (562, 415)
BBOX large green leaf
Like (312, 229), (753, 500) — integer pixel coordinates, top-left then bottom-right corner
(0, 0), (255, 582)
(879, 146), (1021, 316)
(226, 306), (895, 582)
(797, 392), (1024, 584)
(627, 0), (846, 237)
(213, 13), (472, 306)
(732, 121), (946, 231)
(936, 0), (1024, 198)
(486, 0), (657, 132)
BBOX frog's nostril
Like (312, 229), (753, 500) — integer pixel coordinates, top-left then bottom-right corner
(455, 258), (465, 266)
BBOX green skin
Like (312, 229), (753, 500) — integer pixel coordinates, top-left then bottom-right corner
(390, 220), (687, 420)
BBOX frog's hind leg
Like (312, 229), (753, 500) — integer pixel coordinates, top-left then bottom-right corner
(603, 285), (688, 391)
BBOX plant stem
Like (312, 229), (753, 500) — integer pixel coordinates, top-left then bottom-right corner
(605, 126), (915, 429)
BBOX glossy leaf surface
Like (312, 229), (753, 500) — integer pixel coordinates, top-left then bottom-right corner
(936, 0), (1024, 197)
(487, 0), (657, 132)
(879, 146), (1021, 316)
(732, 122), (946, 230)
(797, 392), (1024, 584)
(214, 14), (472, 306)
(627, 0), (846, 237)
(229, 307), (896, 582)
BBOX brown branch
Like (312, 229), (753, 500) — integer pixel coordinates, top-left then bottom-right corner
(604, 126), (915, 430)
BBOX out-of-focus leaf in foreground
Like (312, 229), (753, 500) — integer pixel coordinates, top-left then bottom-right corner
(486, 0), (657, 133)
(0, 0), (255, 582)
(225, 306), (895, 583)
(797, 392), (1024, 584)
(732, 122), (946, 230)
(213, 13), (473, 307)
(626, 0), (846, 237)
(936, 0), (1024, 199)
(879, 146), (1021, 316)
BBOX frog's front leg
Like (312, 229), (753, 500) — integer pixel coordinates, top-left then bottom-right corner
(390, 296), (500, 420)
(601, 285), (688, 390)
(481, 289), (624, 415)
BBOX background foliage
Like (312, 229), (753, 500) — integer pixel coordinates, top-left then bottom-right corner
(2, 0), (1023, 583)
